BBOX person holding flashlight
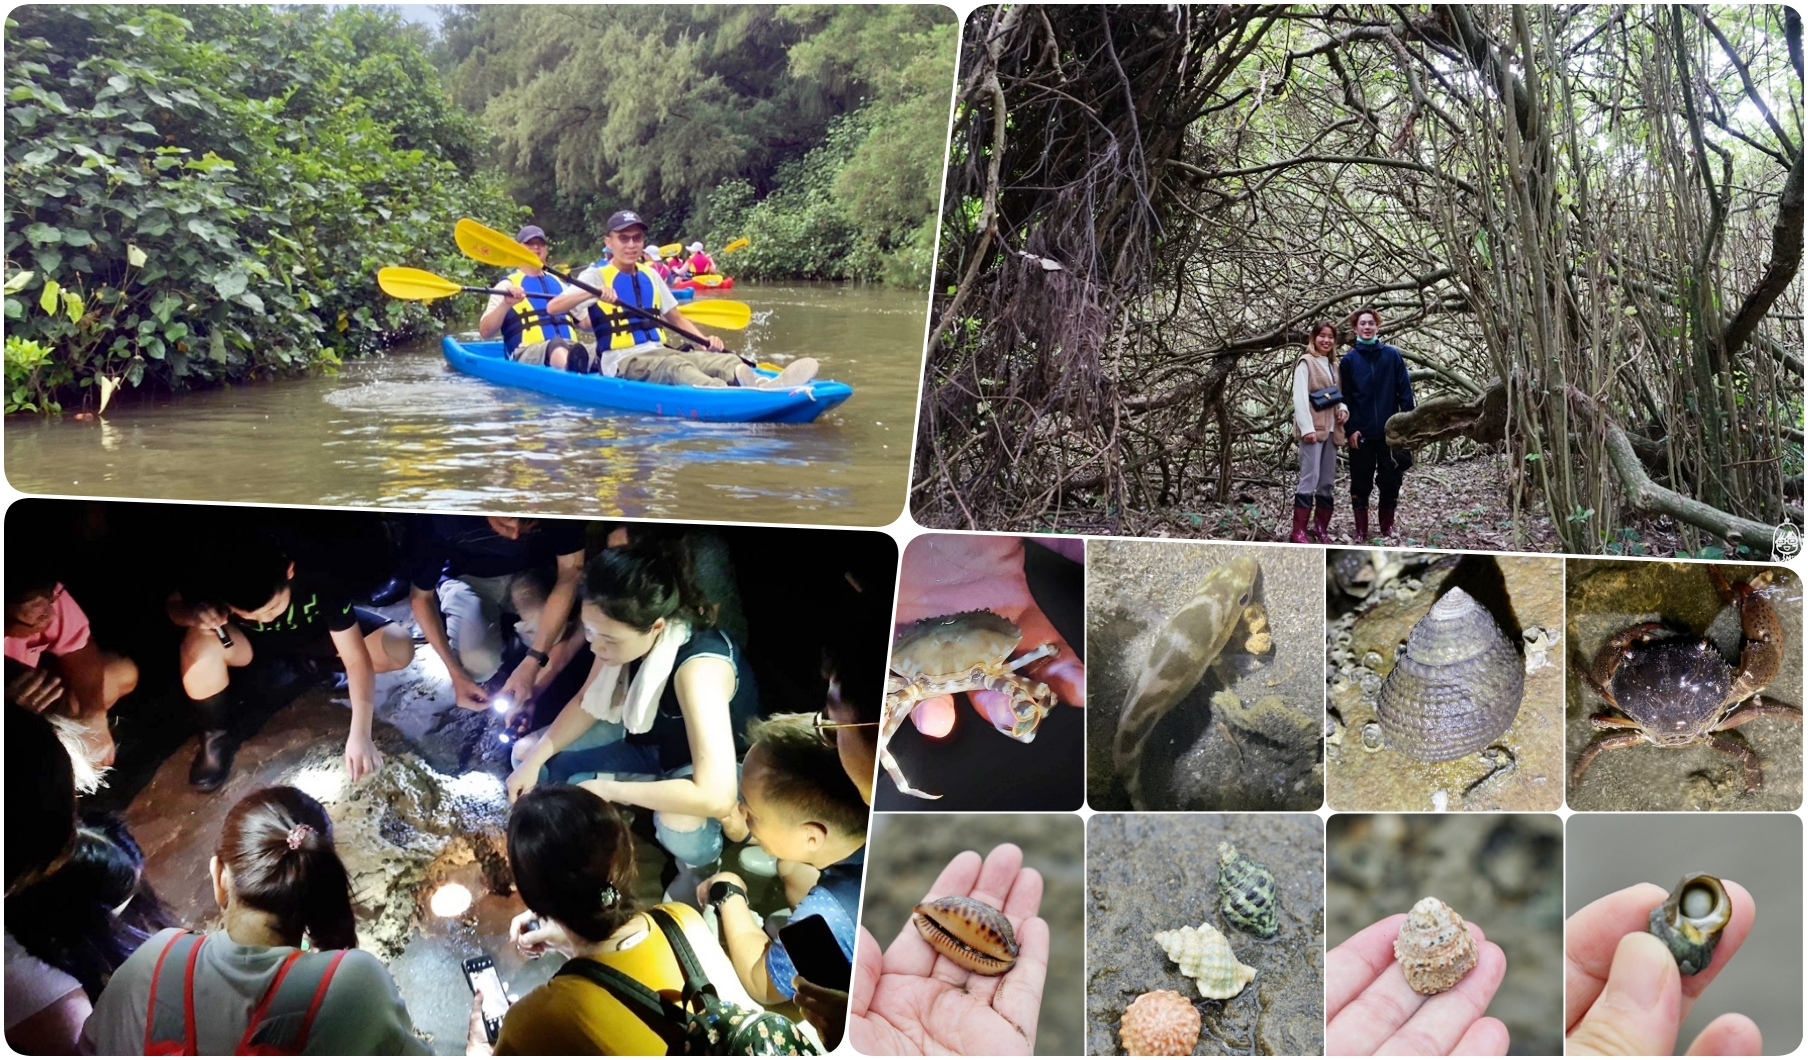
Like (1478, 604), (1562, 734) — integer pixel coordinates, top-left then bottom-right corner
(408, 515), (587, 734)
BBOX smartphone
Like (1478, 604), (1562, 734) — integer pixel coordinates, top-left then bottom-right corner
(462, 954), (510, 1043)
(778, 914), (851, 993)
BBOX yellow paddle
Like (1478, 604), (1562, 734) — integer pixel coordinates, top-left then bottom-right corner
(454, 219), (752, 327)
(721, 237), (750, 255)
(378, 265), (752, 330)
(659, 242), (684, 258)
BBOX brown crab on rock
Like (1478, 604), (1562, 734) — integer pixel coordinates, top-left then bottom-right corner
(1573, 568), (1800, 793)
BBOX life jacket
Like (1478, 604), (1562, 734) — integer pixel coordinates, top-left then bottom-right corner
(688, 252), (713, 276)
(143, 931), (349, 1056)
(497, 270), (573, 354)
(585, 262), (666, 350)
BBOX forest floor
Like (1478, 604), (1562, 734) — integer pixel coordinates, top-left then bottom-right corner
(1040, 451), (1567, 551)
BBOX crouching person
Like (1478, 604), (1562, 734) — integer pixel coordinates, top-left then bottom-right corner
(699, 713), (866, 1008)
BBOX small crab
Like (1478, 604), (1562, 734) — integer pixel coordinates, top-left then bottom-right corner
(1573, 568), (1801, 793)
(880, 610), (1059, 799)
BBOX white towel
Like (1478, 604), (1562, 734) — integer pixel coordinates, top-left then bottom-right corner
(579, 618), (692, 733)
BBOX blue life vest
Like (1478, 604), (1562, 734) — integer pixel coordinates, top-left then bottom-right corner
(586, 262), (665, 349)
(498, 270), (573, 354)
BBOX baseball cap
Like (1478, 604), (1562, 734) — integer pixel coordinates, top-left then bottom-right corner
(606, 210), (647, 233)
(516, 225), (547, 245)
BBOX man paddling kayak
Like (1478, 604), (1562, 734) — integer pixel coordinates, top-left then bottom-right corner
(476, 225), (590, 373)
(546, 210), (816, 389)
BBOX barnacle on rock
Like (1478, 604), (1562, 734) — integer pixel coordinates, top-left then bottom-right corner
(1216, 841), (1279, 938)
(1648, 872), (1731, 975)
(1393, 896), (1479, 995)
(1119, 990), (1201, 1056)
(1153, 921), (1257, 1000)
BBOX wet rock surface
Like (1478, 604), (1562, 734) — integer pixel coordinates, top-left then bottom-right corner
(1086, 814), (1323, 1056)
(862, 813), (1084, 1055)
(1325, 551), (1564, 810)
(1089, 542), (1324, 810)
(1327, 814), (1564, 1056)
(1566, 561), (1802, 811)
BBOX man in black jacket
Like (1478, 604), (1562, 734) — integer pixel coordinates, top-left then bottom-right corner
(1338, 307), (1415, 541)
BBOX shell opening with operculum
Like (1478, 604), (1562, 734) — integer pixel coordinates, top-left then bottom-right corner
(1376, 587), (1525, 761)
(1648, 872), (1731, 975)
(1393, 896), (1479, 995)
(1152, 921), (1257, 1000)
(1216, 841), (1279, 938)
(1119, 990), (1201, 1056)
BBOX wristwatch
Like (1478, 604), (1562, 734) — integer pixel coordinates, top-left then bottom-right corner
(524, 648), (550, 665)
(707, 881), (748, 908)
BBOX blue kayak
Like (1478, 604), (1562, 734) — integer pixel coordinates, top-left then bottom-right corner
(441, 337), (852, 424)
(672, 287), (695, 302)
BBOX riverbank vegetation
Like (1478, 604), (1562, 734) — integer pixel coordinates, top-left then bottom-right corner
(4, 5), (955, 410)
(916, 5), (1802, 557)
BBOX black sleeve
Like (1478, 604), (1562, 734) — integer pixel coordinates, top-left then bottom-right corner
(321, 584), (358, 633)
(1395, 351), (1415, 414)
(536, 518), (588, 560)
(409, 522), (449, 592)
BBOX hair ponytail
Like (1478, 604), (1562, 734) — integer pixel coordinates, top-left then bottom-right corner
(585, 533), (717, 631)
(215, 787), (357, 951)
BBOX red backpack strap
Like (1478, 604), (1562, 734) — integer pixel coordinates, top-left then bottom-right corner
(236, 948), (349, 1054)
(143, 931), (206, 1055)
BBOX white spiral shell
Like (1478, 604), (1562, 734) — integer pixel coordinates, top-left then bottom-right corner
(1152, 920), (1257, 1000)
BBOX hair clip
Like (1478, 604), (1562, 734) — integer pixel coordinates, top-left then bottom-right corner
(286, 824), (316, 850)
(599, 885), (620, 908)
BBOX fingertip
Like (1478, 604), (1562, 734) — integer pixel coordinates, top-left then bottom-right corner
(1451, 1015), (1511, 1056)
(910, 695), (955, 737)
(1686, 1012), (1763, 1056)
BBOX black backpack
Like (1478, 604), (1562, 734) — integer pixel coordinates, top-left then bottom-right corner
(555, 907), (819, 1056)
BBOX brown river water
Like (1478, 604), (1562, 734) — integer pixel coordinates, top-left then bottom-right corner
(5, 283), (927, 525)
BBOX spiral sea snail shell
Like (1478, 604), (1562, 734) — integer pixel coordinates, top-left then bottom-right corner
(1393, 896), (1479, 995)
(1152, 921), (1256, 1000)
(913, 895), (1019, 975)
(1376, 587), (1525, 761)
(1215, 842), (1279, 938)
(1648, 872), (1731, 975)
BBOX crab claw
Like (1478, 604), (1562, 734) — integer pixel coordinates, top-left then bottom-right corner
(880, 745), (941, 800)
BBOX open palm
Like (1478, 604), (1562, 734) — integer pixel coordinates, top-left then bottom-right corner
(848, 844), (1050, 1056)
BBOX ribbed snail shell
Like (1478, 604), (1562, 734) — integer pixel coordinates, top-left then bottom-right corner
(1393, 896), (1479, 995)
(913, 895), (1019, 976)
(1152, 921), (1257, 1000)
(1119, 990), (1201, 1056)
(1216, 841), (1279, 938)
(1376, 587), (1525, 761)
(1647, 872), (1731, 975)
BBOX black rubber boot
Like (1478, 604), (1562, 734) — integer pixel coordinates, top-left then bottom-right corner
(189, 692), (237, 792)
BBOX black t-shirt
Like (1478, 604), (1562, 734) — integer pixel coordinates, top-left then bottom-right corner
(409, 515), (587, 590)
(235, 572), (357, 653)
(626, 627), (760, 770)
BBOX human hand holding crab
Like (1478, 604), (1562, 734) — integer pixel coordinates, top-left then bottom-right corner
(883, 535), (1084, 798)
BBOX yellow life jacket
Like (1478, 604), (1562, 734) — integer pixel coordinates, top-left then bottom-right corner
(587, 262), (666, 350)
(499, 270), (573, 353)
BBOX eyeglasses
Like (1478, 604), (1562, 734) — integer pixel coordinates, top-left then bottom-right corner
(811, 711), (878, 748)
(612, 230), (647, 244)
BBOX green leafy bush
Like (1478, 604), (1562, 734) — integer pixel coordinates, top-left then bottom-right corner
(3, 5), (520, 410)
